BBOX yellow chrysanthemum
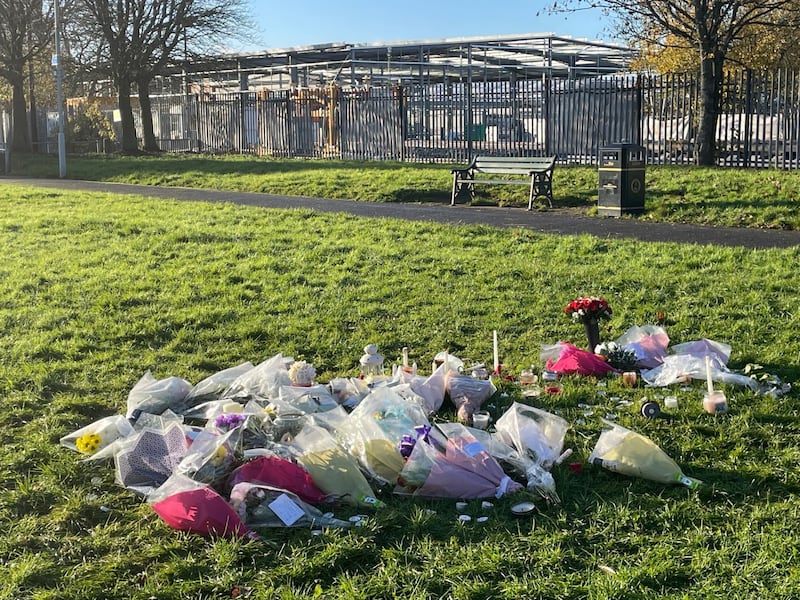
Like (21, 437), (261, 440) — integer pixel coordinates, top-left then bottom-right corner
(76, 433), (102, 454)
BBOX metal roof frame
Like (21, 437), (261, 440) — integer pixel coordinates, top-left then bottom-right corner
(166, 32), (637, 92)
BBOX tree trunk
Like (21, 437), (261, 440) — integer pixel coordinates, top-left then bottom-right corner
(137, 77), (160, 152)
(10, 74), (31, 152)
(695, 52), (724, 166)
(117, 78), (140, 154)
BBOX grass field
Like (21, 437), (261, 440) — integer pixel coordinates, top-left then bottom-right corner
(1, 166), (800, 599)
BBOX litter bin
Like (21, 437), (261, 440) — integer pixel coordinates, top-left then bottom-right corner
(598, 143), (645, 216)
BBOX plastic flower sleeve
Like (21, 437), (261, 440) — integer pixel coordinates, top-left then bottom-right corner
(589, 420), (701, 489)
(226, 455), (326, 505)
(229, 482), (350, 529)
(494, 403), (569, 469)
(176, 429), (239, 486)
(447, 374), (496, 423)
(408, 363), (448, 414)
(395, 424), (523, 500)
(438, 422), (559, 503)
(60, 415), (134, 457)
(640, 353), (759, 390)
(337, 387), (430, 486)
(543, 342), (617, 377)
(291, 424), (380, 508)
(222, 353), (291, 401)
(126, 371), (194, 418)
(182, 361), (255, 407)
(148, 473), (257, 540)
(384, 382), (435, 417)
(113, 422), (189, 496)
(275, 384), (339, 414)
(614, 325), (669, 369)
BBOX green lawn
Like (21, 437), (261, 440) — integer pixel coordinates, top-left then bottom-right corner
(8, 152), (800, 230)
(1, 179), (799, 599)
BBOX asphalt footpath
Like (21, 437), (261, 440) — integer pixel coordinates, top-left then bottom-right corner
(3, 177), (799, 250)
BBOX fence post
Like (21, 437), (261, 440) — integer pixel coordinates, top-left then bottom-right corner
(543, 73), (551, 158)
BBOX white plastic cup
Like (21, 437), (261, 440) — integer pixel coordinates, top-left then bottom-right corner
(664, 396), (679, 409)
(472, 410), (491, 430)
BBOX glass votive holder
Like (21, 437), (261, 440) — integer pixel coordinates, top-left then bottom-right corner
(472, 410), (491, 430)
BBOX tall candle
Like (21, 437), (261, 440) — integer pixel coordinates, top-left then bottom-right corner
(402, 346), (409, 368)
(493, 330), (499, 373)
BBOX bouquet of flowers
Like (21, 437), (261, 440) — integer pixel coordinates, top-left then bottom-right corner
(60, 415), (134, 458)
(589, 420), (701, 489)
(564, 296), (612, 323)
(594, 341), (638, 371)
(395, 425), (523, 500)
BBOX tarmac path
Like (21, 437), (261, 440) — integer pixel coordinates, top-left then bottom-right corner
(3, 177), (800, 250)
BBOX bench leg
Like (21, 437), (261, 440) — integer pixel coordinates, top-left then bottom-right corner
(528, 178), (536, 211)
(452, 171), (474, 206)
(529, 171), (554, 209)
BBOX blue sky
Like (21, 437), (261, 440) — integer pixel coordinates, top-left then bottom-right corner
(241, 0), (617, 51)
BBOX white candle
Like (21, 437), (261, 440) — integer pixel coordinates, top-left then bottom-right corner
(493, 330), (499, 372)
(402, 346), (409, 367)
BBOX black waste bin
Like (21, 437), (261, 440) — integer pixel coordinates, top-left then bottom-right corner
(598, 143), (645, 216)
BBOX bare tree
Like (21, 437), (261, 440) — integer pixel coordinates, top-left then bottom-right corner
(0, 0), (52, 152)
(72, 0), (253, 153)
(554, 0), (798, 165)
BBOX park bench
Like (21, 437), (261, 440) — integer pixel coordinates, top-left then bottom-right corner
(450, 155), (556, 209)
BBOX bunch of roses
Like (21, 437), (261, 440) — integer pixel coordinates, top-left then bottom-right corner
(564, 296), (612, 322)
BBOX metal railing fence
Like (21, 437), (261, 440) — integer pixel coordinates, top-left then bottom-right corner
(5, 69), (800, 169)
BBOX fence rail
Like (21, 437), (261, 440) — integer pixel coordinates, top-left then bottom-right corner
(5, 69), (800, 169)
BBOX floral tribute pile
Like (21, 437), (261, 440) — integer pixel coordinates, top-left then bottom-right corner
(61, 352), (569, 539)
(61, 298), (792, 540)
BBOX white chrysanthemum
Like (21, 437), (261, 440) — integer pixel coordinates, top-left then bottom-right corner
(288, 360), (316, 386)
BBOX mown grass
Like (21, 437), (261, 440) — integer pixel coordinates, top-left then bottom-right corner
(1, 182), (800, 599)
(8, 152), (800, 230)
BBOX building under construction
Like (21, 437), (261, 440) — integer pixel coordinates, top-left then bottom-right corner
(126, 32), (639, 162)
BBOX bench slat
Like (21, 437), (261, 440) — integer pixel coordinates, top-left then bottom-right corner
(473, 166), (540, 175)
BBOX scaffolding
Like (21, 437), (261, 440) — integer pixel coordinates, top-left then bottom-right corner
(155, 33), (637, 94)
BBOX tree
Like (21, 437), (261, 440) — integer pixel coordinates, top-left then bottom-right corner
(71, 0), (253, 153)
(0, 0), (52, 152)
(555, 0), (799, 165)
(635, 8), (800, 72)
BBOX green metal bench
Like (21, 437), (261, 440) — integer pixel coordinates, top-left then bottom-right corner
(450, 155), (556, 209)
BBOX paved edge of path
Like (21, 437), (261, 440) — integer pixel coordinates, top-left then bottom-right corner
(3, 176), (800, 250)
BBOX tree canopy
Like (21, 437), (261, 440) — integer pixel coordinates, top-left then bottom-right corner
(0, 0), (52, 151)
(70, 0), (253, 153)
(555, 0), (800, 164)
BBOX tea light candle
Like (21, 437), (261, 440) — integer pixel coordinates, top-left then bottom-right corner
(472, 410), (491, 430)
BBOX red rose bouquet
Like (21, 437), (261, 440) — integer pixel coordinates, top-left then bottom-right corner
(564, 296), (612, 324)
